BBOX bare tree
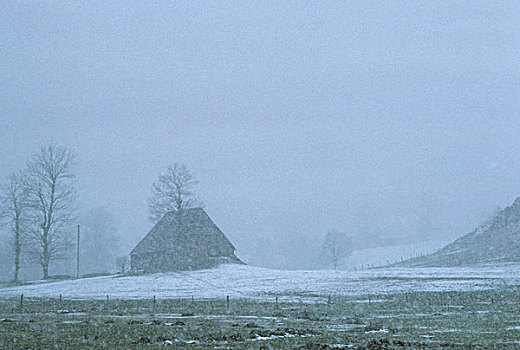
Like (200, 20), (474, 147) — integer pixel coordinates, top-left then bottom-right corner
(80, 206), (118, 275)
(25, 145), (77, 279)
(0, 172), (29, 282)
(321, 230), (352, 270)
(148, 163), (202, 224)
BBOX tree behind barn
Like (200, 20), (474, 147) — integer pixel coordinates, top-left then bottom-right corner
(148, 163), (202, 224)
(25, 145), (77, 279)
(0, 172), (29, 282)
(321, 230), (352, 270)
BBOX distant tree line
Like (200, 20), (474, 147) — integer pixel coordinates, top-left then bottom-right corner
(2, 146), (379, 278)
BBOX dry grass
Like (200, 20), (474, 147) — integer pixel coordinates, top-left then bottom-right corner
(1, 288), (519, 349)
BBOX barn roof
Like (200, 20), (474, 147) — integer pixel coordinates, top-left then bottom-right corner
(131, 207), (235, 255)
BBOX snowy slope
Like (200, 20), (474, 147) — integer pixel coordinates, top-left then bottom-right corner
(341, 239), (451, 269)
(404, 197), (520, 266)
(0, 263), (518, 301)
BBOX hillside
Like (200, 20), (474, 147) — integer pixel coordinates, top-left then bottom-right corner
(403, 197), (520, 266)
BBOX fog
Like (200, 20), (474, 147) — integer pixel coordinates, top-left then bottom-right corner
(1, 2), (520, 276)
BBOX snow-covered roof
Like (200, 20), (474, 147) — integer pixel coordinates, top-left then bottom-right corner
(131, 208), (235, 255)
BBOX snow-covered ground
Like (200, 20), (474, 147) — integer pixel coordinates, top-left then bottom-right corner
(342, 239), (451, 269)
(0, 263), (518, 301)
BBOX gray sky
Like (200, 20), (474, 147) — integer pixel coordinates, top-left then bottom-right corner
(1, 1), (520, 264)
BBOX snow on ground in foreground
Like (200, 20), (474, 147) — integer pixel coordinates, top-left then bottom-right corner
(0, 263), (519, 301)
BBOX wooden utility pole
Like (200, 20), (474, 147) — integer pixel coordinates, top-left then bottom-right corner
(76, 225), (80, 279)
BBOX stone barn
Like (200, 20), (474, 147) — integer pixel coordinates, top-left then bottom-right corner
(130, 208), (243, 272)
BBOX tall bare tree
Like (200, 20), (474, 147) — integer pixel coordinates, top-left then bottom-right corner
(321, 230), (352, 270)
(148, 163), (202, 224)
(0, 172), (29, 282)
(25, 145), (77, 279)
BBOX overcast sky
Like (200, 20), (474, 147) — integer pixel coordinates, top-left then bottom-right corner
(1, 1), (520, 263)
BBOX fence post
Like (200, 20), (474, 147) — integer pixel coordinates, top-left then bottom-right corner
(153, 295), (156, 312)
(19, 294), (24, 311)
(226, 295), (230, 309)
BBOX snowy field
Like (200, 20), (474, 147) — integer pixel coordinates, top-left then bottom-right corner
(0, 263), (519, 301)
